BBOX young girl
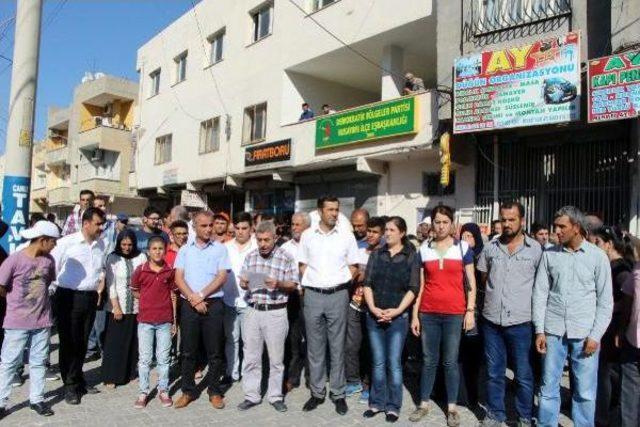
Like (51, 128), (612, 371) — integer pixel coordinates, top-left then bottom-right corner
(131, 236), (177, 409)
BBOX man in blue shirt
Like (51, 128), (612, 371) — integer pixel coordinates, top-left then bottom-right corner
(299, 103), (315, 121)
(134, 206), (169, 253)
(533, 206), (612, 427)
(173, 210), (230, 410)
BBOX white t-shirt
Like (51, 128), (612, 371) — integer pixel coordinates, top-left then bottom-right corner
(222, 237), (257, 308)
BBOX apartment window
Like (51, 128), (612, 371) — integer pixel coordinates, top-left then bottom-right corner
(149, 68), (161, 96)
(155, 134), (172, 164)
(174, 51), (188, 83)
(423, 172), (456, 196)
(208, 29), (225, 64)
(312, 0), (336, 11)
(243, 103), (267, 143)
(199, 117), (221, 154)
(251, 3), (273, 42)
(473, 0), (571, 35)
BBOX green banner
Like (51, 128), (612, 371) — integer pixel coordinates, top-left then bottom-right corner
(315, 97), (418, 149)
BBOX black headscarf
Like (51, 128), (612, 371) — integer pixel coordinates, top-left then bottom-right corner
(113, 229), (141, 260)
(460, 222), (484, 258)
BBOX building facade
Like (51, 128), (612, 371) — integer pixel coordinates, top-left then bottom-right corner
(134, 0), (475, 232)
(437, 0), (640, 232)
(31, 73), (146, 220)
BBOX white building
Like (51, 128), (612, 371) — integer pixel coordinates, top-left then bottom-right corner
(135, 0), (475, 231)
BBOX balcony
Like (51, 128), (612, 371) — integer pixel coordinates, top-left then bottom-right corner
(48, 186), (71, 206)
(78, 124), (131, 152)
(46, 145), (70, 166)
(31, 186), (47, 203)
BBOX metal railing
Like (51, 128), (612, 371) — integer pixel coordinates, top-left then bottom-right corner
(470, 0), (571, 36)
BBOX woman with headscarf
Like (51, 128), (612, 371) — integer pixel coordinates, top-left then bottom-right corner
(458, 222), (485, 409)
(101, 229), (147, 388)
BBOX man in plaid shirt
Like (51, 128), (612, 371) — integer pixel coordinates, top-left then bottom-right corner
(236, 221), (298, 413)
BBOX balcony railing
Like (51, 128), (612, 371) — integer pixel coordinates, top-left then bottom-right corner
(48, 186), (71, 206)
(470, 0), (571, 36)
(46, 145), (70, 166)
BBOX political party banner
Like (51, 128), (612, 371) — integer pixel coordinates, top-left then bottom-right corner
(0, 175), (30, 254)
(588, 51), (640, 123)
(453, 32), (580, 134)
(315, 97), (418, 149)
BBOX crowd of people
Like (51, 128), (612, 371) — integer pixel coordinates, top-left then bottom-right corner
(0, 188), (638, 427)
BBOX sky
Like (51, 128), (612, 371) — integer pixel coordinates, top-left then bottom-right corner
(0, 0), (197, 154)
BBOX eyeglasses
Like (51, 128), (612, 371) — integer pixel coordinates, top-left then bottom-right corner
(147, 216), (161, 221)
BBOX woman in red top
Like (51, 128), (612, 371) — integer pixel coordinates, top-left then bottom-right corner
(409, 205), (477, 426)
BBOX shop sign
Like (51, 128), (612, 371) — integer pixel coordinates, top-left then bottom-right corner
(588, 51), (640, 123)
(315, 97), (417, 150)
(162, 168), (178, 185)
(453, 32), (580, 134)
(245, 139), (291, 167)
(180, 190), (208, 209)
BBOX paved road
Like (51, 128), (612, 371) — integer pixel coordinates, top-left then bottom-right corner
(3, 334), (573, 426)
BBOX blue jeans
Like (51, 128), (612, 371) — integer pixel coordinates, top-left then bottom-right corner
(0, 328), (50, 405)
(482, 320), (534, 422)
(87, 309), (106, 355)
(538, 334), (599, 427)
(366, 312), (408, 414)
(419, 313), (463, 404)
(138, 322), (172, 395)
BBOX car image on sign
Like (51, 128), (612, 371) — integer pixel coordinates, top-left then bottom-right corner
(543, 77), (577, 104)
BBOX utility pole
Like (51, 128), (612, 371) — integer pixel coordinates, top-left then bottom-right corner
(1, 0), (43, 253)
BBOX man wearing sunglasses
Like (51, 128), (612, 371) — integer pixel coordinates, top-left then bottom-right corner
(135, 206), (170, 253)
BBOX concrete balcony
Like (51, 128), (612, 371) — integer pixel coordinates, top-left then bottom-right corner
(48, 107), (70, 130)
(31, 186), (47, 202)
(77, 125), (131, 152)
(46, 145), (70, 166)
(48, 186), (71, 206)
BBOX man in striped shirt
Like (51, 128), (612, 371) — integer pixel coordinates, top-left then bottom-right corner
(236, 221), (298, 413)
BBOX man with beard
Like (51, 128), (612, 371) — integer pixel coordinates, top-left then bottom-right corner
(477, 202), (542, 427)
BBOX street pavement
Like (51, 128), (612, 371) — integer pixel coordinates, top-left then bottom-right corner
(3, 334), (573, 426)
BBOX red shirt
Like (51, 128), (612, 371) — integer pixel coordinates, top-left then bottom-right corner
(131, 262), (175, 324)
(418, 240), (474, 315)
(165, 247), (178, 268)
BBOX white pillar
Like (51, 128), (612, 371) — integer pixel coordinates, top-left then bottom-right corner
(381, 45), (404, 100)
(1, 0), (43, 253)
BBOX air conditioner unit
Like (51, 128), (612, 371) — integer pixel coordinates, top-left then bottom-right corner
(104, 103), (113, 116)
(91, 148), (104, 162)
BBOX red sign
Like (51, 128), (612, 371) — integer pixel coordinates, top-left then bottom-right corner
(588, 51), (640, 123)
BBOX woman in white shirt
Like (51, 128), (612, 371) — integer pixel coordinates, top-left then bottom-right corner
(101, 229), (146, 388)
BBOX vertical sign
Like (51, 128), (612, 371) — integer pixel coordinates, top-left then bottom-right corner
(0, 176), (30, 253)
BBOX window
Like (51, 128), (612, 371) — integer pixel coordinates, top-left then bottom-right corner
(199, 117), (221, 154)
(423, 172), (456, 196)
(155, 134), (172, 164)
(312, 0), (336, 11)
(251, 3), (273, 42)
(174, 51), (187, 83)
(243, 103), (267, 143)
(149, 68), (161, 96)
(208, 29), (225, 64)
(473, 0), (571, 35)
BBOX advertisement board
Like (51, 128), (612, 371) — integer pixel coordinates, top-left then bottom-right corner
(588, 51), (640, 122)
(453, 32), (580, 133)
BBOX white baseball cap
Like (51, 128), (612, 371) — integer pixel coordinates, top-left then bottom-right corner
(20, 220), (60, 240)
(420, 216), (432, 225)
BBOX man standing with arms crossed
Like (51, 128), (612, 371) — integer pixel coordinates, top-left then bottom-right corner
(300, 196), (359, 416)
(534, 206), (613, 427)
(477, 202), (542, 427)
(52, 207), (108, 405)
(223, 212), (256, 383)
(173, 211), (230, 410)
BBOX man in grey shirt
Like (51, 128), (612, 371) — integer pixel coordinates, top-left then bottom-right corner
(477, 202), (542, 427)
(533, 206), (612, 427)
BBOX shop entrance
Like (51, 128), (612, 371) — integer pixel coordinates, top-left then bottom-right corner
(475, 124), (632, 227)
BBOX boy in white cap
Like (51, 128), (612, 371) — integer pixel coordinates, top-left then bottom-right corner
(0, 221), (59, 419)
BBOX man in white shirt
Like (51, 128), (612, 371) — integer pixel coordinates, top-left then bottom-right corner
(51, 207), (107, 405)
(222, 212), (257, 382)
(281, 211), (311, 392)
(300, 197), (359, 416)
